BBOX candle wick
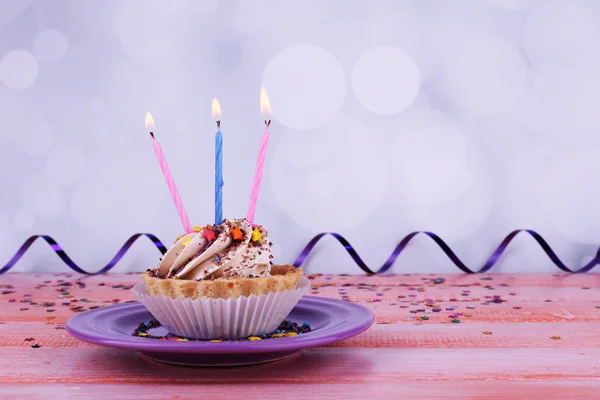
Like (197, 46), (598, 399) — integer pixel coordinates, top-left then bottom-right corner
(264, 120), (271, 128)
(149, 132), (155, 139)
(216, 120), (221, 129)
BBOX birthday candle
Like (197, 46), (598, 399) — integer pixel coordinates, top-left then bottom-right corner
(246, 87), (271, 224)
(145, 112), (192, 233)
(212, 98), (223, 225)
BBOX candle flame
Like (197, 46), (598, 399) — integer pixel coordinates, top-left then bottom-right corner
(212, 98), (222, 120)
(145, 112), (155, 129)
(260, 86), (271, 116)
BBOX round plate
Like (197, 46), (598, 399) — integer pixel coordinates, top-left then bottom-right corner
(65, 296), (374, 366)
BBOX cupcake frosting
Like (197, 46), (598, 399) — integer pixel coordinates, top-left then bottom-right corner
(154, 218), (273, 280)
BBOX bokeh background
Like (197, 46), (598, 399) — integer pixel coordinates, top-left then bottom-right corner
(0, 0), (598, 274)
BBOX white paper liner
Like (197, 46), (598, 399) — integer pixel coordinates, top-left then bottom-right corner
(131, 277), (310, 339)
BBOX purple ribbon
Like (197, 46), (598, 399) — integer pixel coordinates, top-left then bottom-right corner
(293, 230), (600, 274)
(0, 230), (597, 275)
(0, 234), (166, 275)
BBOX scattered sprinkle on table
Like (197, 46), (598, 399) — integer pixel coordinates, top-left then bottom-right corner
(132, 319), (312, 341)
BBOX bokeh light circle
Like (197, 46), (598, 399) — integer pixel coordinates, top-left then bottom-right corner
(270, 114), (387, 232)
(540, 148), (600, 244)
(443, 35), (527, 114)
(13, 209), (35, 232)
(32, 29), (69, 64)
(262, 45), (346, 130)
(45, 143), (85, 186)
(352, 46), (421, 115)
(17, 119), (53, 156)
(387, 110), (471, 205)
(0, 50), (39, 90)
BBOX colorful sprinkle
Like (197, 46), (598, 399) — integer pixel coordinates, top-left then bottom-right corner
(181, 236), (192, 247)
(202, 229), (216, 241)
(251, 227), (263, 242)
(231, 227), (243, 240)
(132, 319), (311, 341)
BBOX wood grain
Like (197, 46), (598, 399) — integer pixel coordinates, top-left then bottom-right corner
(1, 321), (598, 349)
(1, 347), (599, 383)
(1, 272), (599, 399)
(2, 382), (599, 400)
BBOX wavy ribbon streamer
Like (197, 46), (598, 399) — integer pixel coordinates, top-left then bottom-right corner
(0, 230), (597, 275)
(292, 230), (599, 274)
(0, 234), (166, 275)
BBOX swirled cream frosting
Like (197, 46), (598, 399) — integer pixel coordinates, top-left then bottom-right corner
(152, 218), (273, 280)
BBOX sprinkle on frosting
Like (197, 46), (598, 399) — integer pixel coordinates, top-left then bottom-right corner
(192, 226), (203, 232)
(231, 227), (243, 240)
(202, 229), (216, 241)
(251, 227), (262, 242)
(181, 236), (192, 247)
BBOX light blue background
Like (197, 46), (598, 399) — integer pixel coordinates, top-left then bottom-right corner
(1, 0), (598, 274)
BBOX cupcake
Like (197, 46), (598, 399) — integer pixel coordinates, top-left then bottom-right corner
(132, 217), (309, 339)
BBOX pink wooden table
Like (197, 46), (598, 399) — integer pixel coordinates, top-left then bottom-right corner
(1, 272), (599, 399)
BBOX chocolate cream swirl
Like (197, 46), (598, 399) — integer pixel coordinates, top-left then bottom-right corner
(154, 218), (273, 281)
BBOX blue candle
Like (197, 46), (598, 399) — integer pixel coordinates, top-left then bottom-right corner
(215, 129), (223, 225)
(213, 98), (223, 225)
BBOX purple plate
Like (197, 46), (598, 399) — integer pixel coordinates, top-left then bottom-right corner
(66, 296), (374, 366)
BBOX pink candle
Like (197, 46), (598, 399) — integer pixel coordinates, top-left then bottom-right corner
(145, 112), (192, 233)
(246, 87), (272, 224)
(246, 127), (270, 224)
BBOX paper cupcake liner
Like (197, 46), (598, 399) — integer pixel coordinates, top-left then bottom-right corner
(131, 277), (310, 339)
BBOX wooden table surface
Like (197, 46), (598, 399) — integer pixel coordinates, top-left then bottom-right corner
(1, 272), (599, 399)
